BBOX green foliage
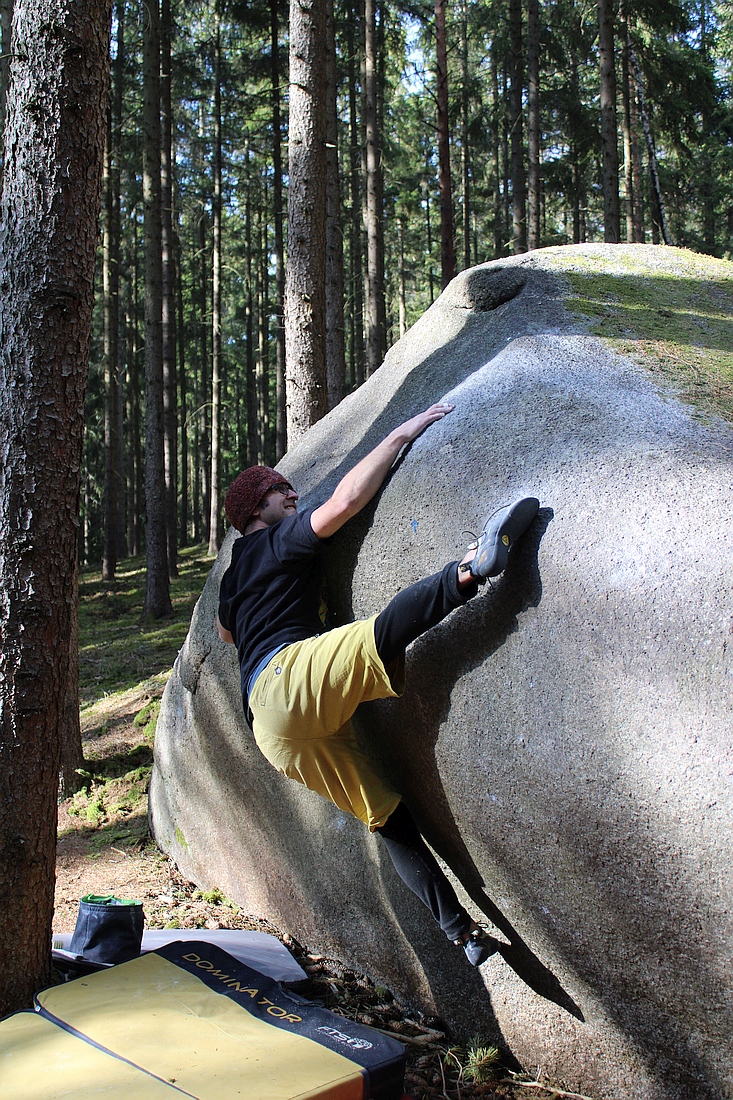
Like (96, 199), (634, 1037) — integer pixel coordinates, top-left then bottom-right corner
(78, 547), (211, 709)
(83, 0), (733, 564)
(66, 766), (152, 829)
(443, 1038), (500, 1086)
(133, 699), (162, 744)
(192, 886), (238, 909)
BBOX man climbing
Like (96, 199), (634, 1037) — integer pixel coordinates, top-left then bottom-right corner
(217, 402), (538, 967)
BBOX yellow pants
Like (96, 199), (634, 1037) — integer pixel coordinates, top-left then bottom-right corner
(249, 616), (405, 830)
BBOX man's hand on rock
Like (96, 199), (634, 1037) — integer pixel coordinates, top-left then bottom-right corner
(393, 402), (455, 446)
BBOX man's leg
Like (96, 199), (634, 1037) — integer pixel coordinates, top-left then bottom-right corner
(373, 560), (477, 666)
(373, 495), (539, 664)
(375, 801), (469, 940)
(376, 802), (496, 966)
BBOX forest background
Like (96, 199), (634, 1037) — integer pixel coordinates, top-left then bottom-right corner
(75, 0), (733, 596)
(0, 0), (732, 1021)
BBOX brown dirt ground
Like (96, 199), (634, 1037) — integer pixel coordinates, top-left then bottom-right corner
(54, 685), (595, 1100)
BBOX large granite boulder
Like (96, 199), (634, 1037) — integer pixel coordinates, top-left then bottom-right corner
(150, 245), (733, 1100)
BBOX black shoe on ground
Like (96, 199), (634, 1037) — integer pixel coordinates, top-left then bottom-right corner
(468, 497), (540, 580)
(457, 928), (498, 967)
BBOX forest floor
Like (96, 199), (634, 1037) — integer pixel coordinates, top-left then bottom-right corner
(54, 548), (596, 1100)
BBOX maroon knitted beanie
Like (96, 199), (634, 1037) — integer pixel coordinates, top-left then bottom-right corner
(224, 466), (290, 533)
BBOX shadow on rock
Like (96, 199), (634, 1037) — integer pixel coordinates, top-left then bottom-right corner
(350, 510), (583, 1020)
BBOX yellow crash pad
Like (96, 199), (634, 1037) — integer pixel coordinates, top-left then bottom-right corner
(0, 1010), (183, 1099)
(34, 941), (405, 1100)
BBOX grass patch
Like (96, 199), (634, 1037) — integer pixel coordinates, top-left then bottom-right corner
(63, 545), (211, 840)
(78, 544), (212, 709)
(546, 246), (733, 423)
(65, 767), (152, 833)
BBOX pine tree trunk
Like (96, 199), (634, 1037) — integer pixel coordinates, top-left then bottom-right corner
(161, 0), (177, 575)
(0, 0), (111, 1016)
(509, 0), (526, 252)
(325, 0), (346, 409)
(397, 217), (407, 337)
(347, 10), (364, 388)
(257, 190), (270, 463)
(424, 144), (436, 300)
(0, 0), (12, 173)
(114, 96), (126, 559)
(244, 146), (257, 465)
(621, 21), (634, 243)
(627, 35), (671, 245)
(459, 0), (470, 270)
(270, 0), (286, 458)
(526, 0), (540, 250)
(627, 45), (645, 243)
(285, 0), (328, 442)
(434, 0), (455, 286)
(59, 558), (85, 799)
(362, 0), (386, 374)
(208, 9), (222, 557)
(490, 52), (502, 257)
(102, 117), (119, 581)
(142, 0), (172, 617)
(197, 182), (210, 538)
(176, 213), (188, 546)
(598, 0), (620, 242)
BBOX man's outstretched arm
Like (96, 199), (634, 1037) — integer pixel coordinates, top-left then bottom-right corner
(310, 402), (454, 539)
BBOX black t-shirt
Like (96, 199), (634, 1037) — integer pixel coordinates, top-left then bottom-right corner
(218, 507), (328, 702)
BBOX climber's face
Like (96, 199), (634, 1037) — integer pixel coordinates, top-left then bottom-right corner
(251, 483), (299, 527)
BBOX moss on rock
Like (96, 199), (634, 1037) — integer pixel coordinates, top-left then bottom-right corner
(541, 244), (733, 423)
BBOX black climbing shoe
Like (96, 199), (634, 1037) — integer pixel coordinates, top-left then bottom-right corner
(463, 497), (540, 581)
(456, 928), (498, 968)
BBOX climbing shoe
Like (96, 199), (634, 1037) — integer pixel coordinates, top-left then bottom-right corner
(456, 928), (498, 968)
(461, 497), (540, 581)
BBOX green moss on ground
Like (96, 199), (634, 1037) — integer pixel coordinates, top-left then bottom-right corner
(545, 245), (733, 423)
(63, 544), (213, 838)
(78, 545), (212, 709)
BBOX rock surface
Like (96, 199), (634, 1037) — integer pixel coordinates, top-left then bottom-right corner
(150, 245), (733, 1100)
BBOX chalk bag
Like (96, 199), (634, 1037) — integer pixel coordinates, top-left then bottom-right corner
(69, 894), (144, 964)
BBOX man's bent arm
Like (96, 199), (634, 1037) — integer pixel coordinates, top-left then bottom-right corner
(311, 402), (454, 539)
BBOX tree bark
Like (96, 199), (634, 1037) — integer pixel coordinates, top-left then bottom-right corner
(434, 0), (455, 286)
(142, 0), (172, 616)
(490, 51), (502, 257)
(0, 0), (111, 1016)
(270, 0), (287, 458)
(175, 209), (188, 546)
(526, 0), (540, 250)
(325, 0), (346, 409)
(620, 19), (634, 243)
(285, 0), (328, 442)
(208, 8), (222, 556)
(59, 557), (84, 799)
(627, 32), (672, 245)
(459, 0), (470, 269)
(346, 10), (364, 388)
(362, 0), (386, 374)
(509, 0), (526, 252)
(244, 142), (257, 465)
(0, 0), (13, 176)
(598, 0), (620, 242)
(161, 0), (177, 575)
(256, 186), (270, 463)
(102, 112), (119, 580)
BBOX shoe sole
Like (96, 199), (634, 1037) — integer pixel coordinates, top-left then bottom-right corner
(471, 497), (540, 579)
